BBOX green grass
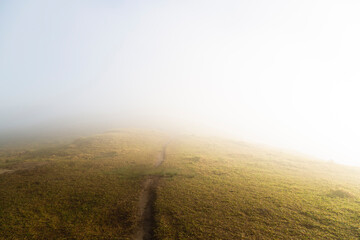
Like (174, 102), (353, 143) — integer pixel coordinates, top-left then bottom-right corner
(155, 136), (360, 239)
(0, 130), (168, 239)
(1, 130), (360, 239)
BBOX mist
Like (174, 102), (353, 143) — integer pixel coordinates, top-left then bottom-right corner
(1, 0), (360, 165)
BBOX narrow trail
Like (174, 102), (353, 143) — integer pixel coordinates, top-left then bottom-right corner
(133, 143), (168, 240)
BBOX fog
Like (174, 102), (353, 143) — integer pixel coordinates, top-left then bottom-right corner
(1, 0), (360, 165)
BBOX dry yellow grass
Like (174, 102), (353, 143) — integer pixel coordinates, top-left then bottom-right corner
(0, 130), (168, 239)
(1, 131), (360, 239)
(155, 135), (360, 239)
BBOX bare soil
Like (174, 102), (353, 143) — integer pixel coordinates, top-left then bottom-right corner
(133, 144), (167, 240)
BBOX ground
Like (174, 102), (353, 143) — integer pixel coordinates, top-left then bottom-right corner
(1, 130), (360, 239)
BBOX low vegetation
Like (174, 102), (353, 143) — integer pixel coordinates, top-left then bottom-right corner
(1, 130), (360, 239)
(155, 136), (360, 239)
(0, 130), (168, 239)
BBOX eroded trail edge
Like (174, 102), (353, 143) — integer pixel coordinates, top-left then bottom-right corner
(133, 144), (168, 240)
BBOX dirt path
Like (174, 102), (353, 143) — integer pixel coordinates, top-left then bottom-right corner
(155, 145), (167, 167)
(133, 143), (168, 240)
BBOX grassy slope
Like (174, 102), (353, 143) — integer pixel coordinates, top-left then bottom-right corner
(1, 131), (360, 239)
(0, 130), (167, 239)
(155, 136), (360, 239)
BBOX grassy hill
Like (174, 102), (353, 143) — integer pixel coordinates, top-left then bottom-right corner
(0, 130), (168, 239)
(155, 136), (360, 239)
(1, 130), (360, 239)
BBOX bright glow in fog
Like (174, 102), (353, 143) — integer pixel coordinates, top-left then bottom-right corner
(1, 1), (360, 165)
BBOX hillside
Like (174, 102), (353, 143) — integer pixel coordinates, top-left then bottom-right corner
(1, 130), (360, 239)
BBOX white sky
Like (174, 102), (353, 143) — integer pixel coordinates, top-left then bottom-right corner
(1, 0), (360, 165)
